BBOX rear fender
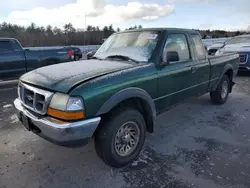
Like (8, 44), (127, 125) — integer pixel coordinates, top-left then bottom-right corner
(212, 64), (234, 91)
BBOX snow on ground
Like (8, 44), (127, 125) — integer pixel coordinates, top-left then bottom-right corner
(10, 114), (19, 124)
(3, 104), (13, 108)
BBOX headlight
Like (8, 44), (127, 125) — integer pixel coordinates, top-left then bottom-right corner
(48, 93), (85, 121)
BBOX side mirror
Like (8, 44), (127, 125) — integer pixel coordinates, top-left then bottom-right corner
(87, 51), (95, 59)
(162, 50), (179, 64)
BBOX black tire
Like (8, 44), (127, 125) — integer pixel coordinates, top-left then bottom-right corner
(74, 56), (80, 61)
(210, 75), (230, 104)
(95, 107), (146, 168)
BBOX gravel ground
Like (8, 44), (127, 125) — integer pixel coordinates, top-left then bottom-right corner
(0, 74), (250, 188)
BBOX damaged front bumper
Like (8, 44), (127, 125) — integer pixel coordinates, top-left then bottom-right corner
(14, 98), (101, 147)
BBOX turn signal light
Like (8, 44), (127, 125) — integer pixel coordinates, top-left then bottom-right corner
(47, 107), (85, 121)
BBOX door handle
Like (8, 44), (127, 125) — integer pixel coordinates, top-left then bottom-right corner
(191, 66), (198, 73)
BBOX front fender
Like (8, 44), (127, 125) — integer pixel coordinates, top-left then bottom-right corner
(96, 87), (156, 120)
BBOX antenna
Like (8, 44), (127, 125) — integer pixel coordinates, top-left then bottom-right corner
(84, 12), (87, 45)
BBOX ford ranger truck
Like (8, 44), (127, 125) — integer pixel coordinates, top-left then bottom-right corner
(14, 28), (239, 168)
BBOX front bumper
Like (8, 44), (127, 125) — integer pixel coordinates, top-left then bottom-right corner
(14, 98), (101, 147)
(238, 66), (250, 71)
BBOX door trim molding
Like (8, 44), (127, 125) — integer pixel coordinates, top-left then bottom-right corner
(153, 77), (219, 101)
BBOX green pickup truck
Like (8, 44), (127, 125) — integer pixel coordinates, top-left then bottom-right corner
(14, 28), (239, 167)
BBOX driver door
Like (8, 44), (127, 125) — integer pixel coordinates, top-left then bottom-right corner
(155, 33), (196, 113)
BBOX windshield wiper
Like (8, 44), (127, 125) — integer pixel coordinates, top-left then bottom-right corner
(90, 56), (103, 60)
(105, 55), (139, 63)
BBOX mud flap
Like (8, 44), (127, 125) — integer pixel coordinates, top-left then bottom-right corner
(230, 81), (235, 93)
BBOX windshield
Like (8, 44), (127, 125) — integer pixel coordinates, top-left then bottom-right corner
(94, 31), (159, 62)
(226, 37), (250, 45)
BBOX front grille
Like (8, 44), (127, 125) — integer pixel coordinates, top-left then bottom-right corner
(239, 54), (248, 64)
(18, 82), (53, 115)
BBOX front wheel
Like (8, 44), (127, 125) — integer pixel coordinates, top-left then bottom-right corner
(95, 107), (146, 168)
(210, 75), (230, 104)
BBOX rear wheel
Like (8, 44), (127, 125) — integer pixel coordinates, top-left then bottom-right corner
(74, 56), (80, 61)
(210, 75), (230, 104)
(95, 107), (146, 168)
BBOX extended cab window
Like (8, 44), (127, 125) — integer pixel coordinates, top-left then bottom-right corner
(191, 34), (206, 59)
(11, 40), (22, 51)
(164, 34), (190, 62)
(0, 41), (14, 52)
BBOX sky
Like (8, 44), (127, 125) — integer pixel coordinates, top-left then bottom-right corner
(0, 0), (249, 31)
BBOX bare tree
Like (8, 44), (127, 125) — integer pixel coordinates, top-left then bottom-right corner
(1, 22), (242, 47)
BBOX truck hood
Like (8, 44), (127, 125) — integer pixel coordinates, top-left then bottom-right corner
(221, 43), (250, 52)
(20, 59), (136, 93)
(207, 43), (224, 50)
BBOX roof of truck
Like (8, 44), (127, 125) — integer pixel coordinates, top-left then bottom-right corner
(119, 27), (200, 34)
(234, 34), (250, 38)
(0, 37), (17, 41)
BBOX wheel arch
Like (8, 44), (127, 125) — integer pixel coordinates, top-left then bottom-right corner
(96, 87), (156, 133)
(213, 64), (234, 92)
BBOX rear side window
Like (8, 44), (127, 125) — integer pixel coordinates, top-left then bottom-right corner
(191, 34), (206, 59)
(164, 34), (190, 62)
(0, 41), (14, 52)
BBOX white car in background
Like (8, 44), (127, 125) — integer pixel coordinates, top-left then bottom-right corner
(215, 35), (250, 71)
(207, 42), (227, 55)
(203, 37), (231, 55)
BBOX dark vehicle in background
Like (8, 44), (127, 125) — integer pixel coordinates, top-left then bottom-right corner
(14, 28), (239, 167)
(0, 38), (75, 81)
(65, 46), (82, 61)
(215, 35), (250, 71)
